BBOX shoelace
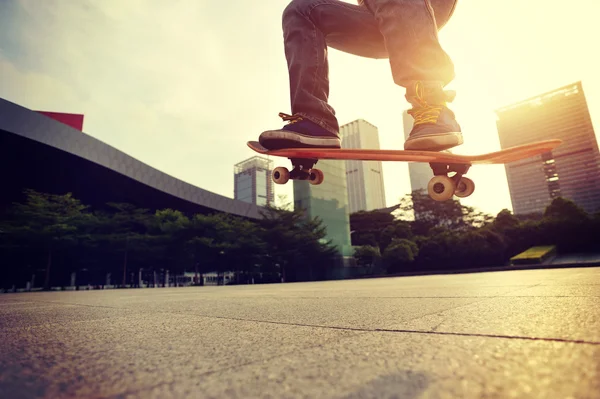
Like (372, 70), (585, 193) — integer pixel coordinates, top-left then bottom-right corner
(279, 112), (303, 125)
(407, 82), (445, 126)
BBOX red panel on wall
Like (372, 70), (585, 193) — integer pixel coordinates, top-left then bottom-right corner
(36, 111), (85, 131)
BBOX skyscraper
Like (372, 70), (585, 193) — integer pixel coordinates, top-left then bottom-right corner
(495, 81), (600, 215)
(234, 156), (274, 207)
(402, 110), (431, 193)
(293, 158), (353, 275)
(340, 119), (386, 213)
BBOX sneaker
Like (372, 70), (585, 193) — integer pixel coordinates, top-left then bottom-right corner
(404, 81), (463, 151)
(258, 113), (341, 150)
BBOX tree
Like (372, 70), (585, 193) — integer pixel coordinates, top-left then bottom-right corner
(259, 205), (336, 282)
(1, 189), (89, 290)
(152, 209), (191, 283)
(185, 214), (220, 284)
(462, 205), (495, 229)
(95, 203), (154, 287)
(543, 197), (589, 221)
(540, 197), (595, 252)
(492, 209), (520, 231)
(399, 189), (467, 235)
(183, 213), (267, 285)
(379, 220), (413, 252)
(383, 238), (419, 273)
(349, 210), (412, 251)
(210, 213), (266, 284)
(398, 189), (494, 235)
(353, 245), (382, 274)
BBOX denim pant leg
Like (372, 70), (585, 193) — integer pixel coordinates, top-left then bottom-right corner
(364, 0), (456, 87)
(282, 0), (457, 134)
(282, 0), (385, 134)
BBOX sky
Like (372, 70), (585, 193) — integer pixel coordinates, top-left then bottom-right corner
(1, 0), (599, 217)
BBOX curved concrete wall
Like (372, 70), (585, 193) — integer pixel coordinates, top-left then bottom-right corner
(0, 98), (261, 219)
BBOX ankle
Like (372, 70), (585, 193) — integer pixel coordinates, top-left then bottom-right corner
(404, 81), (455, 107)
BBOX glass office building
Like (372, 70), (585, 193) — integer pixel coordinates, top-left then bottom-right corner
(340, 119), (387, 213)
(293, 158), (353, 274)
(234, 156), (274, 207)
(496, 81), (600, 215)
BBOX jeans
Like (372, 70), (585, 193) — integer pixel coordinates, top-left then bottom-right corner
(282, 0), (458, 134)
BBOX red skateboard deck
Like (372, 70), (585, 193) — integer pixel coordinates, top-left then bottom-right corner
(247, 139), (563, 201)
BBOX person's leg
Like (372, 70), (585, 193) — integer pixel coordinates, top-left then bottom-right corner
(364, 0), (455, 85)
(259, 0), (386, 150)
(259, 0), (462, 152)
(364, 0), (462, 151)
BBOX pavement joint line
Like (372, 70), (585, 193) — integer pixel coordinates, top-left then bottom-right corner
(372, 328), (600, 345)
(4, 298), (599, 346)
(4, 294), (493, 330)
(151, 311), (600, 347)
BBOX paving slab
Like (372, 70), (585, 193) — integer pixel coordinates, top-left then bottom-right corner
(116, 296), (486, 330)
(0, 312), (360, 398)
(130, 332), (600, 399)
(0, 266), (598, 398)
(390, 296), (600, 343)
(0, 302), (137, 329)
(499, 284), (600, 297)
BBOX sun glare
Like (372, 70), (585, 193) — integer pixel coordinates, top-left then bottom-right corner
(324, 0), (600, 214)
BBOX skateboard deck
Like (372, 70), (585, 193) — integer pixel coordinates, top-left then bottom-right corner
(247, 139), (562, 165)
(247, 139), (563, 201)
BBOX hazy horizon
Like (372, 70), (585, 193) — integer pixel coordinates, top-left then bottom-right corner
(2, 0), (599, 216)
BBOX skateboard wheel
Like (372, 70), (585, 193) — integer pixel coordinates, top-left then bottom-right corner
(309, 168), (324, 185)
(272, 166), (290, 184)
(454, 177), (475, 198)
(427, 176), (455, 201)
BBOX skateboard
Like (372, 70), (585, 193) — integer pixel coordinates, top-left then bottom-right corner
(247, 139), (563, 201)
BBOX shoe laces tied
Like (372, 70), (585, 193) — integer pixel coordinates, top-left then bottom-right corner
(407, 82), (450, 126)
(279, 112), (303, 125)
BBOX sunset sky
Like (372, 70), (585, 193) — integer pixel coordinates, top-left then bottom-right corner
(1, 0), (599, 216)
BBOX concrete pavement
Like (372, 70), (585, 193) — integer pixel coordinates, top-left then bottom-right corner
(0, 267), (599, 398)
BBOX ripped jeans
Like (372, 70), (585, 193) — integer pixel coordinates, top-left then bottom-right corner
(282, 0), (458, 134)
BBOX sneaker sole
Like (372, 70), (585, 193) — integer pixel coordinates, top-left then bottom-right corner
(259, 130), (341, 150)
(404, 132), (464, 152)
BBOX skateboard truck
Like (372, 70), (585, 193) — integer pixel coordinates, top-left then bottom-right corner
(271, 157), (325, 185)
(289, 158), (317, 180)
(427, 162), (475, 201)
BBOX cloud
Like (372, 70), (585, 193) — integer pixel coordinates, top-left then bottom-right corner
(2, 0), (599, 215)
(1, 0), (294, 200)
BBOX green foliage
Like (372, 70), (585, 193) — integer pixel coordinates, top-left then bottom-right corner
(0, 189), (338, 289)
(91, 203), (157, 287)
(0, 189), (89, 289)
(492, 209), (520, 231)
(398, 189), (493, 235)
(348, 195), (596, 274)
(353, 245), (382, 274)
(413, 228), (507, 270)
(383, 238), (419, 273)
(543, 197), (589, 221)
(259, 205), (337, 282)
(349, 210), (412, 252)
(2, 189), (599, 290)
